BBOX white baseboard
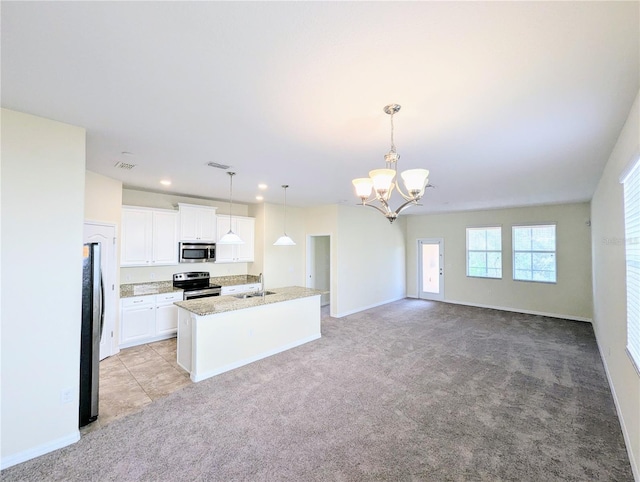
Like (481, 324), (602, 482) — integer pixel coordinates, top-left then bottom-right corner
(119, 332), (175, 350)
(593, 333), (639, 481)
(334, 296), (405, 318)
(1, 431), (80, 470)
(191, 333), (321, 383)
(406, 296), (593, 323)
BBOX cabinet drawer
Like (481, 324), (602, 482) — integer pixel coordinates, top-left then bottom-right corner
(121, 295), (155, 308)
(156, 292), (184, 304)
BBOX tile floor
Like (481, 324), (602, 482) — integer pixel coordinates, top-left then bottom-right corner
(81, 337), (191, 435)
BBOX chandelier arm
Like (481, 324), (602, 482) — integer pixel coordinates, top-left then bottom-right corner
(362, 202), (391, 216)
(358, 192), (381, 205)
(394, 199), (421, 216)
(394, 180), (418, 202)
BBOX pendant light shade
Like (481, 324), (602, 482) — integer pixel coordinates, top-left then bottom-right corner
(274, 234), (296, 246)
(274, 184), (295, 246)
(218, 231), (244, 245)
(218, 172), (244, 245)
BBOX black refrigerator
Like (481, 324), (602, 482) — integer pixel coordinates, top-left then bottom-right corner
(80, 242), (103, 427)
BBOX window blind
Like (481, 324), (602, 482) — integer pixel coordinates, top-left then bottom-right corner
(623, 157), (640, 370)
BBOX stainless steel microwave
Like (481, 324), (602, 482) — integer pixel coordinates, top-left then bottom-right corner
(179, 242), (216, 263)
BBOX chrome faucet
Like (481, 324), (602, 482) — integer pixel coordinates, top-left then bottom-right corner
(259, 273), (264, 298)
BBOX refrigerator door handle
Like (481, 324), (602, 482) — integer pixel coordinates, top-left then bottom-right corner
(99, 276), (105, 341)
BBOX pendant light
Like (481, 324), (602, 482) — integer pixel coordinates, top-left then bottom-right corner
(274, 184), (296, 246)
(218, 172), (244, 245)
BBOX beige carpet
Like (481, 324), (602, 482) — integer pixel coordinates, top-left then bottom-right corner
(2, 299), (633, 481)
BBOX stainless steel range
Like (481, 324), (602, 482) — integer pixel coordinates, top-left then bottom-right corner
(173, 272), (221, 300)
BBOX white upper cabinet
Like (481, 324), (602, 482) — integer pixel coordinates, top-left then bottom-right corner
(121, 206), (178, 266)
(152, 210), (180, 264)
(178, 203), (217, 242)
(216, 216), (255, 263)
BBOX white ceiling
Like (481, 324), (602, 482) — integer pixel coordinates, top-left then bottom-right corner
(2, 1), (638, 215)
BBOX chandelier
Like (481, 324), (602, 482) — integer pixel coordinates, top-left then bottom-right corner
(352, 104), (430, 223)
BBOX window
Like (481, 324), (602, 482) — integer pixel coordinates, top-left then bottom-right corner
(622, 157), (640, 370)
(512, 225), (556, 282)
(466, 227), (502, 278)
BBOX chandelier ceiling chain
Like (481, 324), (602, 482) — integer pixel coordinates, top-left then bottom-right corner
(352, 104), (431, 224)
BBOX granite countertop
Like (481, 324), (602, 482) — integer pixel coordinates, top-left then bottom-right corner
(210, 274), (260, 287)
(120, 274), (262, 298)
(175, 286), (323, 316)
(120, 281), (182, 298)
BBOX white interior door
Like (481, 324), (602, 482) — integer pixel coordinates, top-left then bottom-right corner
(418, 238), (444, 301)
(84, 222), (118, 360)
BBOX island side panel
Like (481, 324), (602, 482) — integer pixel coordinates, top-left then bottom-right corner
(191, 295), (321, 382)
(176, 307), (193, 372)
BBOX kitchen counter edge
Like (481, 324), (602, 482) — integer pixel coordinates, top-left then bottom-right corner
(175, 286), (323, 316)
(120, 274), (261, 298)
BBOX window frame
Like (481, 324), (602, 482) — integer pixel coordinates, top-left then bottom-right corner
(621, 155), (640, 374)
(512, 223), (557, 284)
(466, 225), (503, 279)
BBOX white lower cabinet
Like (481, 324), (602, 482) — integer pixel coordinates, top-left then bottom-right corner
(120, 296), (155, 346)
(120, 292), (183, 348)
(155, 293), (182, 336)
(220, 283), (261, 296)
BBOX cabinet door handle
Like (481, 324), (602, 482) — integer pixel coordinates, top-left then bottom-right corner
(133, 299), (143, 303)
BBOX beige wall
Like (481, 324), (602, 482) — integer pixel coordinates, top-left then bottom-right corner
(405, 203), (593, 320)
(84, 171), (122, 224)
(304, 205), (339, 314)
(1, 109), (86, 467)
(334, 205), (406, 317)
(247, 203), (264, 277)
(301, 204), (406, 317)
(591, 90), (639, 478)
(261, 202), (306, 289)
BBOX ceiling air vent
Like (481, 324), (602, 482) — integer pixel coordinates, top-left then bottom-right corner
(207, 161), (231, 170)
(114, 161), (136, 170)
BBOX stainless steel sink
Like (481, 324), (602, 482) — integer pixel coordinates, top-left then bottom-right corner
(233, 291), (276, 299)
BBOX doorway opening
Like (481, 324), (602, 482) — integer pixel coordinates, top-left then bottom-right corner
(418, 238), (444, 301)
(306, 235), (330, 308)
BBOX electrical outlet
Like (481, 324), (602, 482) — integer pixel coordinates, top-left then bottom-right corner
(125, 274), (132, 281)
(60, 388), (73, 405)
(150, 272), (155, 279)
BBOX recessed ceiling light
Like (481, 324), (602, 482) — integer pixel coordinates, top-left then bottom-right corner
(258, 183), (268, 190)
(255, 195), (264, 201)
(160, 180), (172, 186)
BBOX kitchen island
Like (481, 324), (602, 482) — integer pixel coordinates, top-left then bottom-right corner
(175, 286), (322, 382)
